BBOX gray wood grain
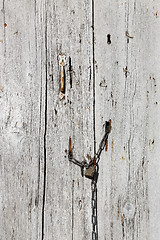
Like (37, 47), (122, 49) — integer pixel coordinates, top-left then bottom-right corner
(0, 1), (45, 239)
(1, 0), (160, 239)
(44, 0), (94, 239)
(94, 0), (160, 239)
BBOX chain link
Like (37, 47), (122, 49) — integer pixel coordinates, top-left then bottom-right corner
(91, 173), (98, 240)
(68, 121), (111, 240)
(89, 123), (111, 167)
(69, 120), (111, 170)
(91, 121), (111, 239)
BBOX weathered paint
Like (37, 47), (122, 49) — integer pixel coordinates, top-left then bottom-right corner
(95, 0), (160, 239)
(0, 0), (160, 240)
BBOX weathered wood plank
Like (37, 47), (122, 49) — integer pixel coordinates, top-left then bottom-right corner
(0, 1), (45, 239)
(44, 0), (94, 239)
(94, 1), (160, 239)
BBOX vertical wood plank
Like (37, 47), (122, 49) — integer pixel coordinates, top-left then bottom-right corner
(147, 1), (160, 239)
(94, 0), (160, 239)
(0, 1), (46, 239)
(44, 0), (94, 239)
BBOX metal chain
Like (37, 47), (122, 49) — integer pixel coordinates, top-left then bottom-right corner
(68, 121), (111, 240)
(69, 124), (110, 169)
(68, 156), (88, 168)
(88, 124), (111, 167)
(90, 131), (109, 240)
(91, 121), (111, 239)
(95, 130), (109, 164)
(91, 176), (98, 240)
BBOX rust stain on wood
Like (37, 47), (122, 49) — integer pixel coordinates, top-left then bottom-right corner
(69, 137), (73, 158)
(105, 140), (108, 151)
(60, 75), (64, 92)
(59, 54), (66, 100)
(111, 140), (114, 161)
(117, 209), (120, 218)
(86, 154), (92, 161)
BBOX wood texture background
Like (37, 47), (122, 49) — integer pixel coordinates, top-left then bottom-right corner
(0, 0), (160, 239)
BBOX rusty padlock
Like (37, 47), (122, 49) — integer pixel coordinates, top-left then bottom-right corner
(85, 165), (96, 179)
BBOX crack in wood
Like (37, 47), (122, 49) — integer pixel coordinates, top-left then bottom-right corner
(2, 0), (6, 56)
(92, 0), (96, 157)
(42, 11), (48, 240)
(69, 57), (73, 89)
(72, 180), (74, 240)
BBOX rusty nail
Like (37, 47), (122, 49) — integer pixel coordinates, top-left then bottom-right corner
(69, 137), (73, 159)
(59, 54), (66, 100)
